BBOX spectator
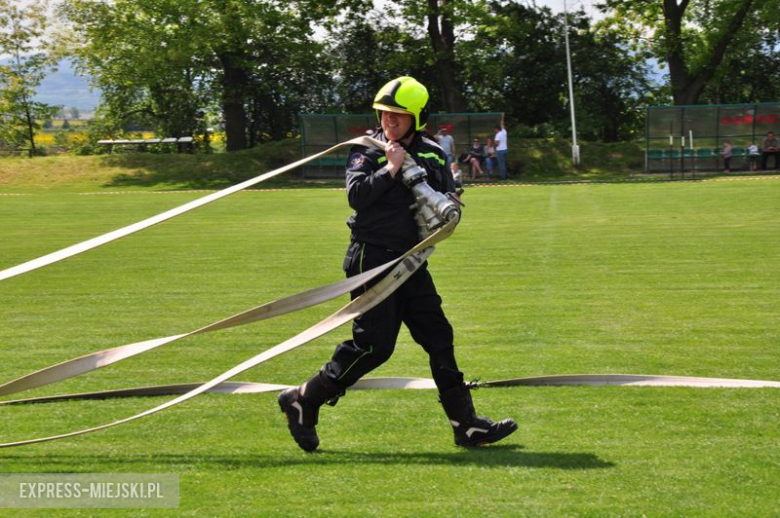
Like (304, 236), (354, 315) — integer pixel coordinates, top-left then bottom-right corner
(436, 126), (456, 170)
(484, 137), (497, 179)
(761, 131), (779, 170)
(494, 113), (508, 180)
(721, 140), (732, 172)
(748, 143), (760, 171)
(451, 162), (464, 196)
(467, 138), (486, 179)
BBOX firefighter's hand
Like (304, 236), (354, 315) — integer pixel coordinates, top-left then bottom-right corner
(385, 141), (406, 177)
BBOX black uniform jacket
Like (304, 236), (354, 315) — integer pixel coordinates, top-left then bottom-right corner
(345, 130), (455, 253)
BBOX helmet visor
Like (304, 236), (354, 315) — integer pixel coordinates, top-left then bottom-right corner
(372, 103), (413, 117)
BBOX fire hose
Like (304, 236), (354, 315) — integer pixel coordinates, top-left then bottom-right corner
(0, 137), (463, 448)
(1, 138), (777, 449)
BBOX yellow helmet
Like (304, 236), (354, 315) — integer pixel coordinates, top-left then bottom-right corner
(373, 76), (430, 131)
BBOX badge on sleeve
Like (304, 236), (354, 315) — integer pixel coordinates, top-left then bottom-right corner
(348, 153), (366, 170)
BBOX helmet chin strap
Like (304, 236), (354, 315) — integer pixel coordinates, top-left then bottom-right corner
(400, 125), (417, 141)
(386, 127), (416, 146)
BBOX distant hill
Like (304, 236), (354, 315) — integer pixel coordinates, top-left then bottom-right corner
(34, 59), (101, 112)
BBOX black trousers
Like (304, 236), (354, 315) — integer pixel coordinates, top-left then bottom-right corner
(321, 241), (464, 392)
(761, 151), (779, 170)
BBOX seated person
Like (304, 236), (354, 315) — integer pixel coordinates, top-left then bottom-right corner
(761, 132), (779, 170)
(450, 162), (464, 196)
(467, 138), (485, 179)
(749, 143), (759, 171)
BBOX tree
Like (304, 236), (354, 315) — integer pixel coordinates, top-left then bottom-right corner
(323, 12), (439, 115)
(60, 0), (214, 142)
(463, 2), (569, 128)
(333, 0), (473, 114)
(567, 13), (654, 141)
(61, 0), (351, 151)
(0, 0), (58, 154)
(698, 5), (780, 103)
(205, 0), (352, 148)
(423, 0), (468, 111)
(324, 1), (655, 141)
(598, 0), (770, 105)
(323, 19), (386, 114)
(456, 2), (653, 141)
(52, 0), (666, 149)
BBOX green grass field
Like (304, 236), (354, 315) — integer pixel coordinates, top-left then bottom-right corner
(0, 173), (779, 515)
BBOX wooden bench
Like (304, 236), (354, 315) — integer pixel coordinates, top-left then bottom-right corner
(0, 146), (32, 158)
(646, 147), (755, 173)
(97, 137), (194, 153)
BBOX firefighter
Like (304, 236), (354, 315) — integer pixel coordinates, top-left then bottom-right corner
(279, 77), (517, 451)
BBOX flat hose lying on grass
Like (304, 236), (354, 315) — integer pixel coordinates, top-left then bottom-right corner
(0, 137), (464, 448)
(3, 374), (779, 408)
(2, 138), (778, 449)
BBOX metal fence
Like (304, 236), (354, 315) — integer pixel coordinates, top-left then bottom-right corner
(298, 112), (501, 178)
(646, 102), (780, 175)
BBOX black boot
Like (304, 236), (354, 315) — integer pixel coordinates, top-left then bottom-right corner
(439, 383), (518, 447)
(278, 372), (342, 452)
